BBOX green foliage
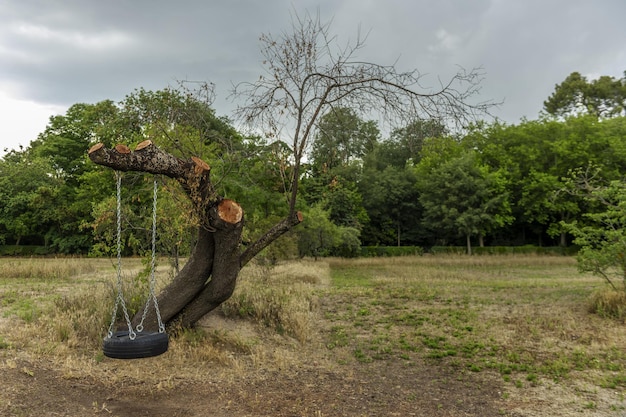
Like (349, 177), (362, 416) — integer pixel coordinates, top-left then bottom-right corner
(297, 204), (340, 258)
(310, 107), (379, 171)
(544, 71), (626, 118)
(296, 204), (361, 258)
(0, 151), (64, 248)
(332, 227), (361, 258)
(3, 72), (626, 257)
(359, 163), (420, 246)
(465, 115), (620, 246)
(388, 119), (447, 164)
(360, 246), (424, 257)
(563, 179), (626, 292)
(417, 151), (513, 251)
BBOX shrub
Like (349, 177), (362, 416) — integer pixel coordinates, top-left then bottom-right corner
(360, 246), (424, 257)
(0, 245), (49, 256)
(428, 245), (576, 256)
(588, 289), (626, 320)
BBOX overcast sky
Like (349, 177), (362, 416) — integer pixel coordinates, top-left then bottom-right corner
(1, 0), (624, 155)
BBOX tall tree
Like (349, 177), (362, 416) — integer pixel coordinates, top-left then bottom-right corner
(544, 71), (626, 118)
(463, 116), (617, 246)
(359, 163), (420, 246)
(29, 101), (121, 252)
(417, 152), (512, 253)
(90, 11), (493, 329)
(310, 107), (379, 172)
(388, 118), (447, 163)
(0, 151), (62, 247)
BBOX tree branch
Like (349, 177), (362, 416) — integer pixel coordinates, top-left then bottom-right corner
(239, 210), (303, 267)
(88, 141), (220, 222)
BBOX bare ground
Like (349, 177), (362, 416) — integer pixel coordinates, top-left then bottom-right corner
(1, 311), (623, 417)
(2, 256), (626, 417)
(1, 351), (506, 417)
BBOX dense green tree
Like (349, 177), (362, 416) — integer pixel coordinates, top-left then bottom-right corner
(359, 163), (420, 246)
(544, 71), (626, 118)
(463, 115), (626, 246)
(0, 151), (62, 247)
(562, 174), (626, 292)
(301, 108), (375, 237)
(21, 101), (122, 252)
(414, 135), (465, 176)
(30, 101), (119, 183)
(417, 152), (512, 253)
(388, 119), (447, 164)
(296, 203), (360, 258)
(310, 107), (379, 172)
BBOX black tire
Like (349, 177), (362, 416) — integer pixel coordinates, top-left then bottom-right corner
(103, 331), (169, 359)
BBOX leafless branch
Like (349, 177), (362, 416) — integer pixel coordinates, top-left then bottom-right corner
(231, 9), (496, 214)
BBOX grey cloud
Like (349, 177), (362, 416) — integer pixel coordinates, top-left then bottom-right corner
(0, 0), (625, 124)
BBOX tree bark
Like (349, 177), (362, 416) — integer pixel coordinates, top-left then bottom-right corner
(88, 141), (302, 329)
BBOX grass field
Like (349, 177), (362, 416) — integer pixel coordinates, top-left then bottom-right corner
(0, 254), (625, 416)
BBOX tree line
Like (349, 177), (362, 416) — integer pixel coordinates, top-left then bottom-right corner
(1, 71), (626, 259)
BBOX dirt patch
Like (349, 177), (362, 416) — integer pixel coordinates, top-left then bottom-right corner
(1, 354), (507, 417)
(2, 257), (625, 417)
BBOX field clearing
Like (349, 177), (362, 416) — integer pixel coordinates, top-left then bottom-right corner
(0, 255), (625, 416)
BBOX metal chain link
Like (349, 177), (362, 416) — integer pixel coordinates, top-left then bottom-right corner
(137, 176), (166, 334)
(107, 171), (136, 340)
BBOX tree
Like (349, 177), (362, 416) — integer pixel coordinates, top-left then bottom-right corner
(360, 163), (420, 246)
(296, 203), (342, 259)
(30, 101), (121, 253)
(417, 152), (512, 253)
(561, 168), (626, 292)
(544, 71), (626, 118)
(463, 116), (620, 247)
(89, 11), (492, 330)
(0, 151), (62, 247)
(388, 119), (447, 164)
(310, 107), (379, 171)
(232, 11), (493, 217)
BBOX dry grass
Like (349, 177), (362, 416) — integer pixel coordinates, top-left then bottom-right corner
(1, 254), (626, 415)
(589, 288), (626, 320)
(322, 255), (626, 414)
(221, 259), (328, 343)
(0, 257), (101, 280)
(0, 256), (329, 391)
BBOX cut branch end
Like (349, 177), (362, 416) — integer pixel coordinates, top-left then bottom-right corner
(218, 199), (243, 224)
(191, 156), (211, 174)
(114, 144), (131, 154)
(135, 140), (154, 151)
(88, 143), (104, 154)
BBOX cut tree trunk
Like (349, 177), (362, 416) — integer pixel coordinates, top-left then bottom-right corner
(88, 141), (302, 330)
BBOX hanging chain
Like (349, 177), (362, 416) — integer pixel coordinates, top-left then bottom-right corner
(137, 176), (166, 334)
(107, 171), (136, 340)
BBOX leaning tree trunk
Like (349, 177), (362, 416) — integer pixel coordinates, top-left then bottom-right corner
(88, 140), (302, 329)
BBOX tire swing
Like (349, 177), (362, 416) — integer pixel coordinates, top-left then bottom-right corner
(103, 171), (169, 359)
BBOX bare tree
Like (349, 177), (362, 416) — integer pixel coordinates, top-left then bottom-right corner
(232, 11), (493, 216)
(89, 11), (493, 330)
